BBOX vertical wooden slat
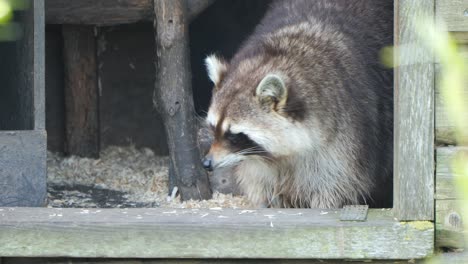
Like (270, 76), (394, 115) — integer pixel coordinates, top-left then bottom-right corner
(153, 0), (211, 200)
(394, 0), (435, 220)
(62, 25), (100, 158)
(33, 0), (45, 130)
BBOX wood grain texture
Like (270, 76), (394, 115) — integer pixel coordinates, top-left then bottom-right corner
(435, 51), (468, 146)
(394, 0), (435, 220)
(0, 131), (47, 206)
(153, 0), (211, 200)
(435, 199), (466, 249)
(435, 147), (468, 200)
(33, 0), (45, 130)
(45, 0), (215, 25)
(0, 257), (436, 264)
(436, 0), (468, 32)
(451, 32), (468, 44)
(62, 25), (100, 158)
(0, 208), (433, 259)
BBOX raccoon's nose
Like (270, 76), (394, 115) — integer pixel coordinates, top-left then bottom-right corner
(202, 155), (213, 171)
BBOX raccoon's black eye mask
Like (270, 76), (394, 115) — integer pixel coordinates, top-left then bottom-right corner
(225, 131), (250, 146)
(224, 131), (267, 156)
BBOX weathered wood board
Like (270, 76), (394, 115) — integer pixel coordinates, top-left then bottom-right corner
(0, 131), (47, 206)
(394, 0), (435, 221)
(435, 147), (466, 249)
(0, 257), (437, 264)
(0, 208), (433, 259)
(435, 147), (467, 200)
(62, 25), (100, 158)
(435, 46), (468, 146)
(45, 0), (215, 25)
(435, 199), (466, 249)
(436, 0), (468, 32)
(32, 0), (46, 130)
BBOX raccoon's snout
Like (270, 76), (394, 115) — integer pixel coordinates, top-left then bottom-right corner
(202, 155), (213, 171)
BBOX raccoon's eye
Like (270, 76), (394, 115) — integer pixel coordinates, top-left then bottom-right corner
(225, 132), (249, 146)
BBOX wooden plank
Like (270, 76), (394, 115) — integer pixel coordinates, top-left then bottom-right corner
(435, 147), (468, 200)
(436, 147), (459, 200)
(431, 252), (468, 264)
(435, 50), (468, 146)
(45, 0), (215, 26)
(33, 0), (45, 130)
(0, 208), (433, 259)
(62, 25), (100, 158)
(153, 0), (211, 200)
(435, 199), (466, 249)
(0, 131), (47, 206)
(436, 0), (468, 32)
(0, 257), (432, 264)
(394, 0), (435, 220)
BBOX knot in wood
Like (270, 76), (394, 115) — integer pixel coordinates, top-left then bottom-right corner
(168, 101), (181, 116)
(446, 211), (463, 231)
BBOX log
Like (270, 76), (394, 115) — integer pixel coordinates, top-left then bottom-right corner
(62, 25), (100, 158)
(45, 0), (215, 26)
(153, 0), (211, 201)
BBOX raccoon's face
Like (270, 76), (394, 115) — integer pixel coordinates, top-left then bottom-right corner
(201, 55), (315, 171)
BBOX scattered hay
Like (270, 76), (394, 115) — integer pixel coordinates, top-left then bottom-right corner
(47, 146), (251, 208)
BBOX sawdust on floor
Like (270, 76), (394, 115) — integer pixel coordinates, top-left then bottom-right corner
(47, 146), (251, 208)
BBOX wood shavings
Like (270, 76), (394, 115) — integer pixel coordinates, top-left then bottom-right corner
(47, 146), (251, 209)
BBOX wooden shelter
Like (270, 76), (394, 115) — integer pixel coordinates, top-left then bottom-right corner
(0, 0), (468, 263)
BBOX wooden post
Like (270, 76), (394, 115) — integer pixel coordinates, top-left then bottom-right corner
(62, 25), (100, 158)
(393, 0), (435, 220)
(0, 0), (47, 207)
(153, 0), (211, 200)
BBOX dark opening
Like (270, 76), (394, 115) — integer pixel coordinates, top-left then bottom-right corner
(0, 10), (34, 130)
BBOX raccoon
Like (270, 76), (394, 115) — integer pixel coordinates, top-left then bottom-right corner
(202, 0), (394, 208)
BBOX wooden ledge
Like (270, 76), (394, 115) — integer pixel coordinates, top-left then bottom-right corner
(0, 207), (433, 259)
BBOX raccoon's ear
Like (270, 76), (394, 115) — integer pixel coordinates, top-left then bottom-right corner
(205, 54), (228, 88)
(255, 74), (287, 110)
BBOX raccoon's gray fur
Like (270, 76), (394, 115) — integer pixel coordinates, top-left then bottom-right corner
(202, 0), (393, 208)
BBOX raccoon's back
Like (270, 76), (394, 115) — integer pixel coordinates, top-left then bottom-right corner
(232, 0), (393, 73)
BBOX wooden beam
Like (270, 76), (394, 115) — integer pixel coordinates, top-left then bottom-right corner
(62, 25), (100, 158)
(153, 0), (211, 200)
(45, 0), (215, 26)
(393, 0), (435, 221)
(0, 208), (433, 259)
